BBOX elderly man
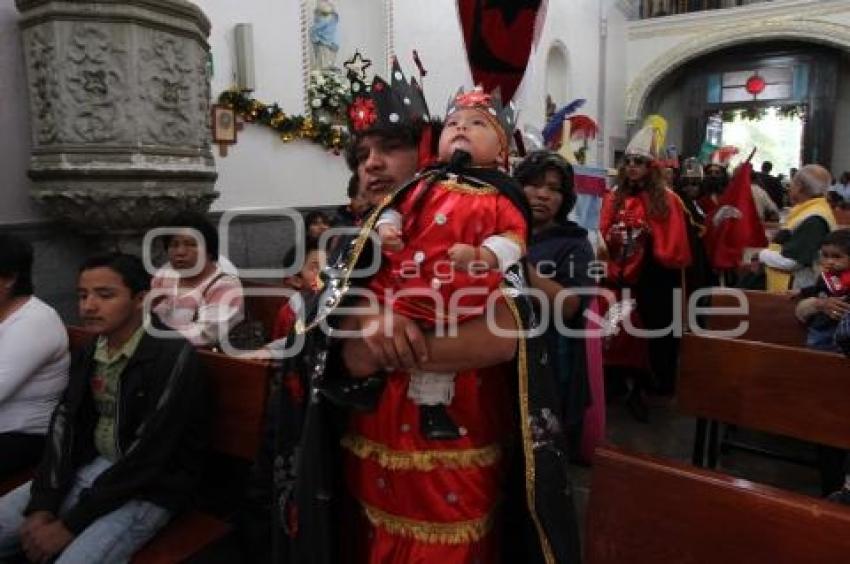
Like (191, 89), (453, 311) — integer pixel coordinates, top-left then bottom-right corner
(754, 164), (837, 290)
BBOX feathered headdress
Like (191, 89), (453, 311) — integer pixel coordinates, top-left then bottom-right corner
(625, 114), (668, 160)
(543, 99), (585, 148)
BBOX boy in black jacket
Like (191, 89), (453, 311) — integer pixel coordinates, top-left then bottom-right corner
(0, 253), (208, 563)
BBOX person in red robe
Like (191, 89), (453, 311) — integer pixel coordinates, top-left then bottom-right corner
(600, 117), (691, 420)
(348, 85), (535, 562)
(371, 87), (527, 441)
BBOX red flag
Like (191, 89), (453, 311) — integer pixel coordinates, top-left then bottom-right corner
(704, 162), (768, 269)
(456, 0), (545, 102)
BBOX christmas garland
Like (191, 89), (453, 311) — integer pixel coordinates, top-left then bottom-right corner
(217, 90), (349, 152)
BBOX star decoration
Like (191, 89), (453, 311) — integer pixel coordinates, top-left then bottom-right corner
(344, 51), (372, 82)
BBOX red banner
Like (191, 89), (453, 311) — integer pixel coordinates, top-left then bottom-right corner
(457, 0), (545, 103)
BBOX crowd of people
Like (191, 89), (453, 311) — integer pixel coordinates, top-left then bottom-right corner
(1, 59), (849, 564)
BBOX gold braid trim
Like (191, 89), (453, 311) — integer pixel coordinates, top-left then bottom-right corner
(362, 503), (495, 545)
(438, 179), (499, 196)
(342, 434), (501, 471)
(340, 435), (502, 472)
(502, 286), (556, 564)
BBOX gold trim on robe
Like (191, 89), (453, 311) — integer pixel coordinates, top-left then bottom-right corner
(362, 502), (496, 545)
(342, 434), (502, 472)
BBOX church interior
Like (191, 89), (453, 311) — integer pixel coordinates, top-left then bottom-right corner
(2, 0), (850, 562)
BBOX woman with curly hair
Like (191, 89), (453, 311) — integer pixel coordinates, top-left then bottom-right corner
(600, 118), (691, 420)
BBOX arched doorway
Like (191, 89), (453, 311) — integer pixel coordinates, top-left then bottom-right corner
(641, 41), (848, 172)
(545, 41), (570, 111)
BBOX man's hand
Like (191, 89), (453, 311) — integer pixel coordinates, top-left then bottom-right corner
(343, 308), (428, 375)
(21, 513), (72, 563)
(816, 297), (850, 320)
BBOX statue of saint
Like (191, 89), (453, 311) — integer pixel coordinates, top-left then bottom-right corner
(310, 0), (339, 70)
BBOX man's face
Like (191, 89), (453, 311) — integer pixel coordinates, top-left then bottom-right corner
(78, 267), (143, 337)
(438, 108), (503, 166)
(789, 177), (807, 205)
(354, 134), (419, 206)
(523, 169), (565, 227)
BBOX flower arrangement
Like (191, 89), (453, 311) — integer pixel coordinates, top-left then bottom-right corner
(307, 69), (351, 123)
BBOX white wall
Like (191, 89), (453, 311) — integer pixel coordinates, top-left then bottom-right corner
(0, 2), (41, 223)
(197, 0), (372, 212)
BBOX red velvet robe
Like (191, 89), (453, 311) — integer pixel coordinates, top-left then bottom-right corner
(348, 176), (527, 563)
(599, 188), (691, 370)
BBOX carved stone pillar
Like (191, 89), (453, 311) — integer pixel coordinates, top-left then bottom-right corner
(16, 0), (217, 236)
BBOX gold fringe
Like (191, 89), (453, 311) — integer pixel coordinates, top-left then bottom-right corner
(341, 434), (501, 471)
(362, 503), (495, 545)
(438, 179), (499, 196)
(502, 287), (556, 564)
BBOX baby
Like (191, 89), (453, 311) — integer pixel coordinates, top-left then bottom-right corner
(370, 87), (528, 440)
(797, 229), (850, 352)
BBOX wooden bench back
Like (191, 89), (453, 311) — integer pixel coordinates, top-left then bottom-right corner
(678, 333), (850, 449)
(586, 446), (850, 564)
(703, 289), (806, 348)
(196, 350), (269, 460)
(834, 207), (850, 227)
(66, 326), (270, 461)
(241, 279), (289, 339)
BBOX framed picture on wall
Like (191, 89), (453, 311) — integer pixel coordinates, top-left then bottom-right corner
(212, 105), (237, 144)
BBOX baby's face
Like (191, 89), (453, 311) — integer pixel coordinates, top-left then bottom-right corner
(438, 108), (503, 166)
(820, 244), (850, 274)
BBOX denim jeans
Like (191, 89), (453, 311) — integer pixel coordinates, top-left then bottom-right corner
(0, 456), (171, 563)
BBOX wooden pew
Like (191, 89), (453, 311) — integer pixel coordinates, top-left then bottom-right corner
(679, 333), (850, 467)
(586, 446), (850, 564)
(241, 279), (289, 340)
(834, 207), (850, 227)
(702, 288), (806, 348)
(132, 349), (271, 563)
(64, 326), (272, 563)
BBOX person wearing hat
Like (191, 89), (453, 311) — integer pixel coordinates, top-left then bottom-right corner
(242, 60), (581, 564)
(677, 157), (716, 311)
(515, 150), (603, 462)
(600, 115), (692, 415)
(369, 86), (529, 441)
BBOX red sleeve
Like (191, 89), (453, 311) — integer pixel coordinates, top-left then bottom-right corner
(599, 193), (617, 240)
(271, 300), (296, 340)
(647, 190), (692, 269)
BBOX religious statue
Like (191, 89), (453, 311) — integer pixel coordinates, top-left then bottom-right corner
(310, 0), (339, 71)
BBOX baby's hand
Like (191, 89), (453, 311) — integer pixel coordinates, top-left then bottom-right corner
(378, 224), (404, 251)
(448, 243), (476, 269)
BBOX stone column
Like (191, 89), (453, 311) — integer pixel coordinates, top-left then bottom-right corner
(16, 0), (217, 238)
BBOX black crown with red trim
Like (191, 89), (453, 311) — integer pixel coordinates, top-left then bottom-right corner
(346, 57), (431, 134)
